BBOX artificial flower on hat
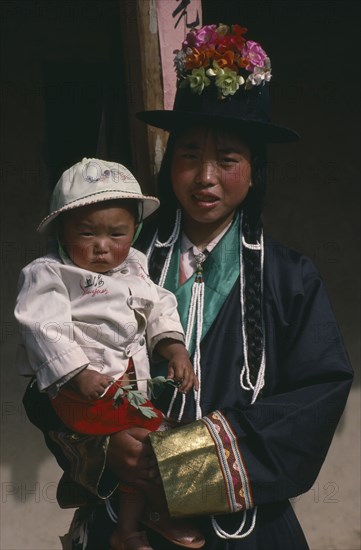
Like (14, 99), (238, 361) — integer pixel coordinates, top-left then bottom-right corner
(137, 22), (299, 143)
(174, 23), (272, 99)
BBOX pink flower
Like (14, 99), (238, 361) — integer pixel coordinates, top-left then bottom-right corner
(242, 40), (267, 70)
(176, 24), (272, 97)
(196, 24), (218, 46)
(183, 25), (217, 49)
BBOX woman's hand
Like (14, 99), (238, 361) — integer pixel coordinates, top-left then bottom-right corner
(107, 427), (160, 487)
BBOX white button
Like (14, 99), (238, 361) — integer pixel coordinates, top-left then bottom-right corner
(127, 296), (133, 307)
(125, 345), (132, 357)
(121, 268), (129, 274)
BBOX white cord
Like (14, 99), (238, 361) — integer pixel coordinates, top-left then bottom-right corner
(145, 230), (158, 260)
(242, 236), (261, 250)
(193, 282), (204, 419)
(105, 499), (117, 523)
(155, 209), (181, 247)
(212, 507), (258, 539)
(240, 214), (254, 392)
(150, 209), (181, 288)
(166, 386), (178, 418)
(158, 243), (175, 287)
(240, 224), (266, 403)
(184, 283), (198, 348)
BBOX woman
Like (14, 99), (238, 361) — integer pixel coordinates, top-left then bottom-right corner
(23, 24), (353, 550)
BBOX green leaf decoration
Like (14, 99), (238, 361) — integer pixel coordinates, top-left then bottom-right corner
(113, 387), (124, 400)
(112, 375), (178, 416)
(127, 390), (147, 407)
(147, 376), (177, 398)
(138, 406), (158, 419)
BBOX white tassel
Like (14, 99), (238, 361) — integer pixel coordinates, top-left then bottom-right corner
(167, 273), (204, 420)
(156, 224), (206, 421)
(193, 281), (204, 420)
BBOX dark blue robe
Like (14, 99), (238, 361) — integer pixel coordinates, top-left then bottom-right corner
(22, 238), (353, 549)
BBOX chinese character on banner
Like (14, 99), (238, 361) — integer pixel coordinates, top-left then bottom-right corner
(156, 0), (202, 109)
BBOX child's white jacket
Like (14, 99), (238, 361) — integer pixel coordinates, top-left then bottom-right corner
(14, 247), (184, 394)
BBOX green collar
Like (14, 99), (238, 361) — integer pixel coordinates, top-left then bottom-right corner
(163, 215), (240, 357)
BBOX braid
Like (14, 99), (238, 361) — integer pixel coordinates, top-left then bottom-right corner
(241, 143), (267, 394)
(242, 215), (263, 387)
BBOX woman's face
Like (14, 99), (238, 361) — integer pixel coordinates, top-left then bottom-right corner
(171, 126), (252, 235)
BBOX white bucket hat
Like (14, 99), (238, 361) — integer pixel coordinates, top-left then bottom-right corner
(37, 157), (160, 232)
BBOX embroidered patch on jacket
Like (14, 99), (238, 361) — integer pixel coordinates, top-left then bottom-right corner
(79, 274), (109, 297)
(201, 410), (253, 511)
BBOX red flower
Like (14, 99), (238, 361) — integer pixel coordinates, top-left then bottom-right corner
(217, 25), (248, 52)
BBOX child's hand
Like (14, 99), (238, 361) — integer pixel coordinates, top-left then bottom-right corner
(67, 368), (112, 400)
(155, 340), (199, 393)
(167, 351), (199, 393)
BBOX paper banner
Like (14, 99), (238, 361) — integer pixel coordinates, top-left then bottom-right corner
(156, 0), (202, 109)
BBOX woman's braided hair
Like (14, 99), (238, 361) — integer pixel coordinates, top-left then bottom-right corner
(143, 129), (267, 393)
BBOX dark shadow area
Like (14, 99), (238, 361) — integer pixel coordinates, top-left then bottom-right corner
(0, 0), (131, 500)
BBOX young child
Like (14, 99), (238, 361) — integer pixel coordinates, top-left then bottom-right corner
(15, 158), (205, 550)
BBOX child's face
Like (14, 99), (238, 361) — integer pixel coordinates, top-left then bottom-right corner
(171, 126), (252, 231)
(60, 201), (137, 273)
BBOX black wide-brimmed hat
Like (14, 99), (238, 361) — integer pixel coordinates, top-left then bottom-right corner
(137, 23), (299, 143)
